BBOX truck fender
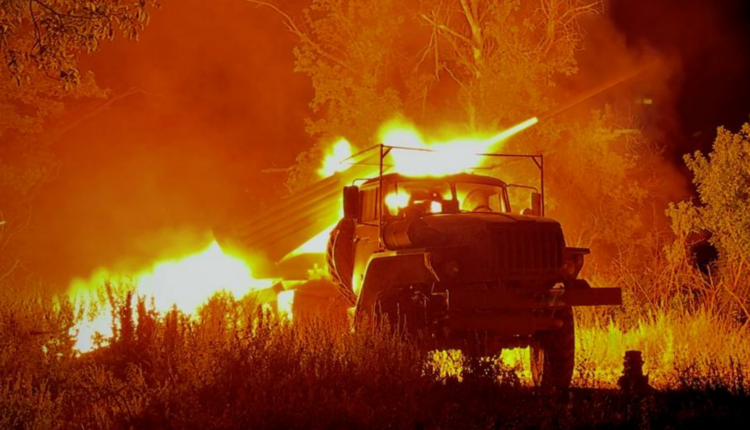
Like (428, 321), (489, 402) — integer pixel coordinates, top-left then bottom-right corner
(355, 251), (439, 317)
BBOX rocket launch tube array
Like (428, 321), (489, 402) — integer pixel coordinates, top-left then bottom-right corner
(214, 168), (367, 275)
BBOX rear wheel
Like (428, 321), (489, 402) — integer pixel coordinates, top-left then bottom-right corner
(530, 307), (575, 390)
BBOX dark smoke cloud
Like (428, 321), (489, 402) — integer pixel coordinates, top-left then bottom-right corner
(609, 0), (750, 159)
(557, 0), (750, 210)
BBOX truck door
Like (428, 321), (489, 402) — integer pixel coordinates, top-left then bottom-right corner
(352, 186), (381, 294)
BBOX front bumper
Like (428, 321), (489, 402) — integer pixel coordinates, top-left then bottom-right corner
(445, 280), (621, 335)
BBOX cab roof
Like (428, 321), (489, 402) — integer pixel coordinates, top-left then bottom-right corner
(360, 172), (507, 188)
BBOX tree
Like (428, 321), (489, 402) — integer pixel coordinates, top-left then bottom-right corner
(415, 0), (598, 131)
(0, 0), (158, 283)
(665, 122), (750, 323)
(252, 0), (610, 193)
(668, 121), (750, 267)
(259, 0), (662, 270)
(247, 0), (407, 189)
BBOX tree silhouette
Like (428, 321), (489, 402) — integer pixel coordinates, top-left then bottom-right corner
(0, 0), (158, 283)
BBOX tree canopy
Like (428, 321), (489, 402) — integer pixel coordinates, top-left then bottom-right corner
(0, 0), (158, 284)
(280, 0), (599, 143)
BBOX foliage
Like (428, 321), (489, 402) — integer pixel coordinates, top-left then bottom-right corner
(0, 0), (158, 136)
(293, 0), (406, 146)
(665, 121), (750, 323)
(272, 0), (663, 278)
(0, 0), (158, 283)
(286, 0), (600, 136)
(414, 0), (598, 130)
(1, 286), (750, 429)
(545, 110), (642, 241)
(275, 0), (604, 188)
(668, 121), (750, 266)
(1, 0), (157, 88)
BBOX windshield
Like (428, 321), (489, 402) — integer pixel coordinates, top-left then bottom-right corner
(456, 183), (509, 213)
(384, 180), (509, 217)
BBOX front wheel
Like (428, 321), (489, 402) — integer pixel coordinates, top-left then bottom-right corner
(530, 307), (575, 390)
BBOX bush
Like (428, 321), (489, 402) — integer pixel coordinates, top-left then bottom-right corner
(667, 120), (750, 323)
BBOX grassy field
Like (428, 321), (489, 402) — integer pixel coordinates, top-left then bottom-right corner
(1, 286), (749, 430)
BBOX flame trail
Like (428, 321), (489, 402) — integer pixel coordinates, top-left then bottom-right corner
(484, 117), (539, 146)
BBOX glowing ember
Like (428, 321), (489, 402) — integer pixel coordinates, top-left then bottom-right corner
(69, 241), (277, 352)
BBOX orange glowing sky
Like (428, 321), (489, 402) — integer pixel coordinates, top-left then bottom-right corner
(20, 0), (750, 293)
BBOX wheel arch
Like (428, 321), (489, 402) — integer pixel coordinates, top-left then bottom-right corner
(355, 251), (439, 316)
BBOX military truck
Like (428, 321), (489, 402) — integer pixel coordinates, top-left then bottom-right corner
(326, 145), (621, 389)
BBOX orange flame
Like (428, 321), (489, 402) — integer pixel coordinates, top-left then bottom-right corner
(319, 138), (353, 176)
(69, 241), (279, 352)
(70, 117), (539, 353)
(319, 117), (538, 179)
(380, 117), (538, 176)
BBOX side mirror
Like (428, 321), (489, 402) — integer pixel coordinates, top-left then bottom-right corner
(524, 192), (542, 216)
(343, 186), (360, 220)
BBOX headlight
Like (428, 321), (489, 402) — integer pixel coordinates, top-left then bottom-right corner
(561, 260), (577, 278)
(561, 248), (588, 280)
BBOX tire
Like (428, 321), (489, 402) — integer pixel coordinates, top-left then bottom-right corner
(530, 307), (575, 390)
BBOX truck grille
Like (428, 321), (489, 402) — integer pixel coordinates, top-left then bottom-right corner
(489, 224), (564, 279)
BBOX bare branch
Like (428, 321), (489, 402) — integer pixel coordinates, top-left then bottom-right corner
(0, 259), (20, 284)
(419, 13), (474, 46)
(49, 87), (161, 145)
(242, 0), (355, 73)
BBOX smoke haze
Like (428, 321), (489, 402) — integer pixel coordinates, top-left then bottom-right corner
(17, 0), (750, 289)
(23, 0), (312, 286)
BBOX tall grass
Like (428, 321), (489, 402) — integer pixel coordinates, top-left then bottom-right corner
(1, 273), (749, 428)
(575, 309), (750, 389)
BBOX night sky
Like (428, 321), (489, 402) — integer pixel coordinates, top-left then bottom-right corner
(611, 0), (750, 158)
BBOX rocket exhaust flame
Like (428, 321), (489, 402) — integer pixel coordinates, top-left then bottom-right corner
(319, 116), (539, 179)
(316, 62), (655, 180)
(69, 241), (279, 352)
(485, 117), (539, 146)
(319, 138), (353, 176)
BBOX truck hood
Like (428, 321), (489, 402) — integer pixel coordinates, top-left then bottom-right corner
(412, 212), (564, 250)
(421, 212), (560, 231)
